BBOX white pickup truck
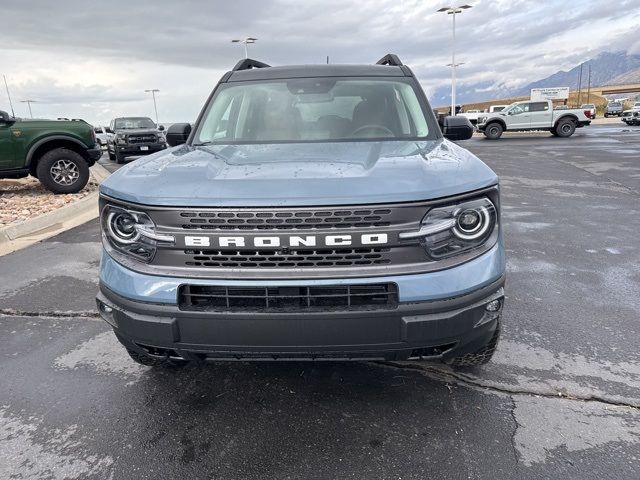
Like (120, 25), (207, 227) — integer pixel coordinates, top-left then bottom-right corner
(477, 100), (592, 139)
(458, 109), (483, 125)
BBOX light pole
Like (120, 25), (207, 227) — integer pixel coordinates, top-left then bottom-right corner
(231, 37), (257, 58)
(20, 99), (37, 118)
(3, 75), (15, 117)
(437, 4), (472, 115)
(145, 89), (160, 125)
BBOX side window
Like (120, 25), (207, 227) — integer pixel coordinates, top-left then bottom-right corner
(530, 102), (549, 112)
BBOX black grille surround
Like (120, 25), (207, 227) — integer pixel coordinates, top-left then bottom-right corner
(101, 186), (500, 280)
(178, 283), (399, 312)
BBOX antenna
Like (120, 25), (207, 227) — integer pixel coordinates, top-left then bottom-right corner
(3, 75), (15, 117)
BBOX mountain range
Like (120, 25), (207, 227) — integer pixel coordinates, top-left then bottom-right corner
(430, 51), (640, 106)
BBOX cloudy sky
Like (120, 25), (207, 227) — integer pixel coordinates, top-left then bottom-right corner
(1, 0), (639, 125)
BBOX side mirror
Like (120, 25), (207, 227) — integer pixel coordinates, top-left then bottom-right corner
(166, 123), (191, 146)
(0, 111), (14, 124)
(157, 125), (165, 131)
(442, 115), (474, 141)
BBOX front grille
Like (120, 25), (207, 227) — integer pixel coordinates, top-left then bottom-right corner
(184, 247), (391, 268)
(178, 283), (399, 312)
(128, 134), (156, 144)
(179, 208), (393, 230)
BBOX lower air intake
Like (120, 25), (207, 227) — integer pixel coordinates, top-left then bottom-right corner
(178, 283), (399, 312)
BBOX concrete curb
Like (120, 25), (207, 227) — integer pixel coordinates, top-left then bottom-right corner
(0, 163), (111, 256)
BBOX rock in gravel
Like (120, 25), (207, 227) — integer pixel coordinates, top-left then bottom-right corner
(0, 175), (99, 228)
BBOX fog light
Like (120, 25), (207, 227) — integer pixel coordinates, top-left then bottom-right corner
(102, 305), (113, 314)
(486, 299), (501, 312)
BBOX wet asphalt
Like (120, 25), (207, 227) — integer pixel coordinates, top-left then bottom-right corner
(1, 125), (640, 479)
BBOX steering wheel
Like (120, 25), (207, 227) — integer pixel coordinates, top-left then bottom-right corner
(349, 125), (395, 138)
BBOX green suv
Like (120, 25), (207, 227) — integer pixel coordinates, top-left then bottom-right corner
(0, 110), (101, 193)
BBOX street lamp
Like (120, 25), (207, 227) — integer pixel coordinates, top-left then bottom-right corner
(231, 37), (258, 58)
(20, 99), (38, 118)
(145, 89), (160, 125)
(437, 4), (472, 115)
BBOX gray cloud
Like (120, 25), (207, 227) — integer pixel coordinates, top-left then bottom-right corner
(1, 0), (639, 123)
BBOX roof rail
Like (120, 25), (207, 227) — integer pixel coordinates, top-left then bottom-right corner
(232, 58), (271, 71)
(376, 54), (403, 67)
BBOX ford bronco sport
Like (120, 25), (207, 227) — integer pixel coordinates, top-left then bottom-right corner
(97, 55), (505, 368)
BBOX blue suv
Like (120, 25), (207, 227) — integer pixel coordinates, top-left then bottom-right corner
(96, 55), (505, 368)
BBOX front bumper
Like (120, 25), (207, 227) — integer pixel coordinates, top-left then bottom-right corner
(115, 143), (166, 156)
(97, 277), (504, 361)
(97, 244), (506, 361)
(87, 147), (102, 161)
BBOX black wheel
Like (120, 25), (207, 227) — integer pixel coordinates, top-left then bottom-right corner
(108, 147), (115, 160)
(555, 118), (576, 137)
(484, 123), (503, 140)
(446, 321), (501, 368)
(36, 148), (90, 194)
(115, 150), (126, 164)
(126, 348), (189, 368)
(550, 128), (559, 137)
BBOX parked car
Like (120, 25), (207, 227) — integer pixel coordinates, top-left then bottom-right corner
(0, 111), (101, 193)
(477, 100), (592, 139)
(604, 102), (623, 117)
(581, 104), (596, 119)
(106, 117), (166, 164)
(632, 102), (640, 110)
(487, 105), (508, 113)
(458, 109), (482, 125)
(621, 110), (640, 126)
(93, 126), (113, 148)
(96, 54), (505, 369)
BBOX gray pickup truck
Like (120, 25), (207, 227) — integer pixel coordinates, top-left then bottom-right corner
(477, 100), (592, 139)
(96, 55), (505, 369)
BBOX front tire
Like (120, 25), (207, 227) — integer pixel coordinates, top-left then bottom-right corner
(446, 320), (501, 368)
(483, 123), (503, 140)
(115, 150), (126, 164)
(555, 118), (576, 137)
(36, 148), (90, 194)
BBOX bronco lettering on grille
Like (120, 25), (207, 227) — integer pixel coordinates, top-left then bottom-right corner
(184, 233), (388, 248)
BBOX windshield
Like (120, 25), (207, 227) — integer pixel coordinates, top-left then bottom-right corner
(194, 77), (433, 144)
(609, 102), (621, 107)
(114, 117), (156, 129)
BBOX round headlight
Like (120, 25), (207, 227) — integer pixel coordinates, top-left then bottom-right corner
(106, 211), (139, 243)
(453, 206), (491, 240)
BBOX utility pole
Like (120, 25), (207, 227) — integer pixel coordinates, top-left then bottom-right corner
(3, 75), (15, 117)
(587, 64), (591, 104)
(437, 5), (472, 116)
(145, 89), (160, 125)
(577, 63), (583, 107)
(20, 99), (37, 118)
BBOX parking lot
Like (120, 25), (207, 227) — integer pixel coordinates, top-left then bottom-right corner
(1, 124), (639, 479)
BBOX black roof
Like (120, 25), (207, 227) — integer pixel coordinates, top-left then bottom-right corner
(227, 61), (410, 82)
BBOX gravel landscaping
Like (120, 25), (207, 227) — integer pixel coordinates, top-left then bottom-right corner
(0, 177), (99, 227)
